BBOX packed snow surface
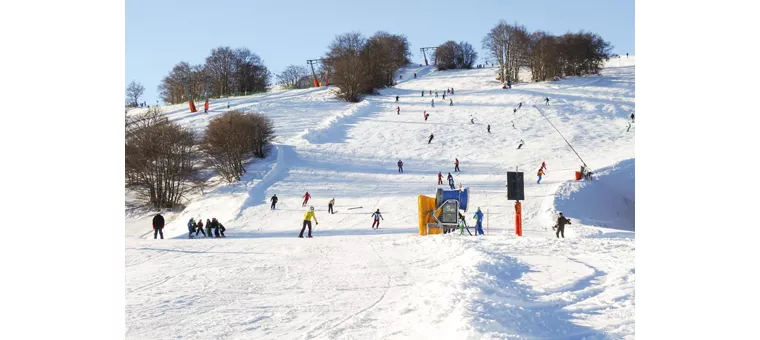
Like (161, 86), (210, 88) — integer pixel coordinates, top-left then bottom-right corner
(126, 58), (635, 339)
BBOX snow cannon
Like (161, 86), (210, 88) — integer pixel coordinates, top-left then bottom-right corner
(418, 187), (470, 236)
(435, 188), (470, 212)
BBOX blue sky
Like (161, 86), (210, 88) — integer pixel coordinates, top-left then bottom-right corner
(126, 0), (634, 104)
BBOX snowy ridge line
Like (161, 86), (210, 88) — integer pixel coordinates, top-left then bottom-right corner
(299, 100), (373, 144)
(234, 144), (295, 220)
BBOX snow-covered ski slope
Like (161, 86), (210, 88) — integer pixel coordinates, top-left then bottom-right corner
(126, 57), (635, 339)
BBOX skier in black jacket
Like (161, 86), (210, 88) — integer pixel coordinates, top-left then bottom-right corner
(270, 194), (278, 210)
(555, 212), (572, 238)
(152, 212), (165, 239)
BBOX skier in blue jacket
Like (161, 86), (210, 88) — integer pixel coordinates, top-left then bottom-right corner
(473, 208), (484, 235)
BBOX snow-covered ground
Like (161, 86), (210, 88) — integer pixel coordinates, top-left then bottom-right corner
(126, 57), (635, 339)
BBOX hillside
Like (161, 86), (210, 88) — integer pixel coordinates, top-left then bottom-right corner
(126, 57), (635, 339)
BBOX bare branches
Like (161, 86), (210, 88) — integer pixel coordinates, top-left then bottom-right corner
(126, 81), (145, 106)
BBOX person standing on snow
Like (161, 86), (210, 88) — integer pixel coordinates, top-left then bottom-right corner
(428, 133), (434, 144)
(371, 209), (384, 229)
(397, 106), (400, 115)
(395, 95), (399, 102)
(152, 212), (165, 240)
(517, 139), (525, 149)
(507, 80), (512, 89)
(211, 218), (222, 238)
(513, 108), (517, 114)
(471, 118), (474, 124)
(421, 90), (424, 97)
(545, 97), (550, 106)
(447, 172), (453, 183)
(455, 158), (460, 172)
(429, 90), (432, 95)
(555, 212), (571, 238)
(328, 198), (335, 214)
(302, 191), (311, 207)
(435, 91), (438, 98)
(424, 112), (429, 121)
(630, 112), (635, 122)
(299, 206), (318, 238)
(537, 168), (545, 184)
(442, 93), (446, 100)
(451, 88), (454, 94)
(431, 99), (435, 107)
(438, 171), (443, 185)
(398, 160), (404, 173)
(217, 219), (226, 237)
(270, 194), (278, 210)
(448, 176), (456, 190)
(487, 124), (491, 133)
(205, 218), (212, 237)
(195, 218), (206, 238)
(512, 121), (516, 129)
(473, 208), (485, 235)
(414, 73), (417, 79)
(449, 99), (453, 106)
(518, 102), (522, 109)
(187, 218), (196, 239)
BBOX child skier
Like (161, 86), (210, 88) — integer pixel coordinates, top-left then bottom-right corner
(473, 208), (484, 235)
(195, 218), (206, 237)
(299, 206), (318, 238)
(455, 158), (460, 172)
(397, 106), (400, 115)
(398, 160), (404, 173)
(205, 218), (212, 238)
(537, 168), (545, 184)
(187, 218), (196, 239)
(371, 209), (384, 229)
(302, 191), (311, 207)
(438, 171), (443, 185)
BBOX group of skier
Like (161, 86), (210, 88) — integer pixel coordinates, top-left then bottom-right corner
(187, 217), (226, 239)
(148, 212), (226, 240)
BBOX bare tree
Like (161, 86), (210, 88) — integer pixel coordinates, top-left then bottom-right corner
(277, 65), (309, 88)
(125, 109), (200, 208)
(323, 32), (367, 102)
(201, 111), (275, 183)
(126, 81), (145, 107)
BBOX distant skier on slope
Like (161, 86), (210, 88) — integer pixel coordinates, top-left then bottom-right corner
(421, 90), (424, 97)
(299, 206), (318, 238)
(424, 111), (429, 121)
(473, 208), (485, 235)
(447, 172), (453, 183)
(396, 95), (399, 102)
(487, 124), (491, 133)
(507, 80), (512, 89)
(397, 106), (400, 115)
(448, 176), (456, 190)
(302, 191), (311, 207)
(449, 99), (453, 106)
(398, 160), (404, 173)
(371, 209), (384, 229)
(435, 91), (438, 98)
(537, 168), (545, 184)
(414, 73), (417, 79)
(517, 139), (525, 149)
(518, 102), (522, 109)
(431, 99), (435, 107)
(455, 158), (460, 172)
(206, 219), (212, 237)
(428, 133), (434, 144)
(152, 212), (165, 240)
(630, 112), (635, 122)
(471, 118), (475, 124)
(442, 93), (446, 100)
(438, 171), (443, 185)
(513, 108), (517, 114)
(451, 88), (454, 94)
(211, 218), (223, 237)
(328, 198), (335, 214)
(512, 121), (516, 129)
(555, 212), (571, 238)
(545, 97), (550, 106)
(270, 194), (278, 210)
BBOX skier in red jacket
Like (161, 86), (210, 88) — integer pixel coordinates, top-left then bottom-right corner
(438, 171), (443, 185)
(302, 191), (311, 207)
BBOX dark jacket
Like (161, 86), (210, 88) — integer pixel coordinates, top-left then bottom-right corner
(557, 215), (571, 227)
(211, 219), (219, 227)
(152, 214), (165, 228)
(271, 196), (278, 203)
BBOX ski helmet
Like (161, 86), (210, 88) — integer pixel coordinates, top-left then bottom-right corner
(310, 206), (315, 211)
